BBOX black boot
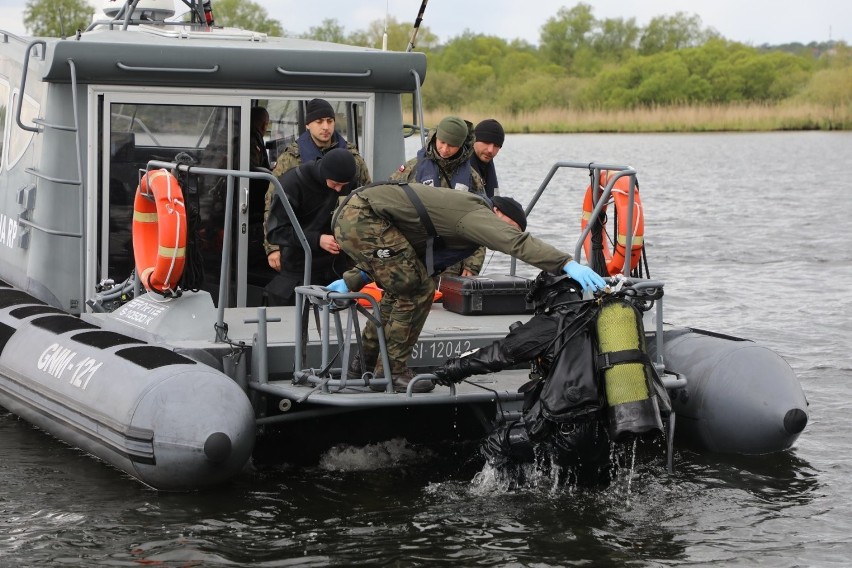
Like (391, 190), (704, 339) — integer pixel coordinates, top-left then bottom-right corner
(390, 368), (435, 394)
(368, 366), (434, 393)
(347, 352), (377, 382)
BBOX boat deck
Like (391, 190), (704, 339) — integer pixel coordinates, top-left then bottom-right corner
(221, 300), (523, 355)
(219, 300), (532, 413)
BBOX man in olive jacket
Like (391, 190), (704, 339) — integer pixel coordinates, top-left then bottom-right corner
(327, 183), (605, 393)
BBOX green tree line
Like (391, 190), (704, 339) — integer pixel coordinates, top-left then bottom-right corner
(23, 1), (851, 120)
(298, 3), (850, 118)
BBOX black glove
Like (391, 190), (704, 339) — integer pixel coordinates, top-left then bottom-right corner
(433, 357), (469, 386)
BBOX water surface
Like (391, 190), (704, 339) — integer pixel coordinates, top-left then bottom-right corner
(1, 131), (850, 566)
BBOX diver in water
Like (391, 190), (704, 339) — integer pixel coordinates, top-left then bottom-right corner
(433, 270), (671, 486)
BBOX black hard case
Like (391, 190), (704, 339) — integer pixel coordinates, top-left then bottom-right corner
(440, 275), (535, 315)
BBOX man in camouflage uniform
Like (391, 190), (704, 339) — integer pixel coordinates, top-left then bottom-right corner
(390, 115), (486, 278)
(327, 183), (606, 394)
(262, 98), (371, 272)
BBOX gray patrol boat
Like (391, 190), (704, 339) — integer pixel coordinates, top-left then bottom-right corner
(0, 1), (807, 489)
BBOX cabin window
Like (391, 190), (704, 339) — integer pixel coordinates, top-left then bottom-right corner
(6, 90), (37, 169)
(104, 102), (241, 297)
(264, 98), (367, 164)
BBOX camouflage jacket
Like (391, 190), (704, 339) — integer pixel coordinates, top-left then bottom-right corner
(389, 128), (486, 274)
(263, 133), (371, 255)
(340, 184), (571, 291)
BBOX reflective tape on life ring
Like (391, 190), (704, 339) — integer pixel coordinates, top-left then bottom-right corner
(581, 170), (644, 276)
(132, 169), (187, 294)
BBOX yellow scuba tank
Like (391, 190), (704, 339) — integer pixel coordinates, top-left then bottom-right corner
(595, 298), (663, 441)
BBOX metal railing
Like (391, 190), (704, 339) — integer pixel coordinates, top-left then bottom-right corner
(512, 161), (639, 276)
(145, 160), (310, 336)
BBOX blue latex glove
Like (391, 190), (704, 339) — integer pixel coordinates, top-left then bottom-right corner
(327, 279), (349, 294)
(563, 260), (606, 293)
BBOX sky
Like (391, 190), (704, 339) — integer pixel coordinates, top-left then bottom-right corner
(0, 0), (848, 46)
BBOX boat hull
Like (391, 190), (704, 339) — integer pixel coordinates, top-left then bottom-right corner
(0, 286), (255, 490)
(649, 327), (808, 455)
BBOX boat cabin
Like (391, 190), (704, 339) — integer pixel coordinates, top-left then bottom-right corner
(0, 10), (427, 312)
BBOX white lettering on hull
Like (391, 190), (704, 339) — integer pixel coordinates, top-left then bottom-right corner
(0, 214), (18, 249)
(36, 343), (103, 389)
(116, 298), (168, 329)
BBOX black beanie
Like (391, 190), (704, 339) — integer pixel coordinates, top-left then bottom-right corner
(319, 148), (356, 183)
(474, 119), (505, 147)
(305, 98), (335, 124)
(492, 196), (527, 231)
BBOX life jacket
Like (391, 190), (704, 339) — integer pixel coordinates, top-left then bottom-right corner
(413, 146), (475, 192)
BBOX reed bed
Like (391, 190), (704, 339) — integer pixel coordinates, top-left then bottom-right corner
(423, 102), (850, 133)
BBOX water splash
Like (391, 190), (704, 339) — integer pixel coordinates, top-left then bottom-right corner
(317, 438), (435, 472)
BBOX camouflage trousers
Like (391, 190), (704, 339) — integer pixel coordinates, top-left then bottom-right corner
(333, 195), (435, 374)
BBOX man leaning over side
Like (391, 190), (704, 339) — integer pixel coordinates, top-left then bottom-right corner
(326, 182), (606, 394)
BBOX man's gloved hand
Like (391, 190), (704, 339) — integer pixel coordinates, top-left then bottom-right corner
(433, 357), (469, 386)
(563, 260), (606, 293)
(326, 279), (349, 294)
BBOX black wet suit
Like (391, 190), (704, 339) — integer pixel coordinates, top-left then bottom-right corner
(435, 272), (669, 485)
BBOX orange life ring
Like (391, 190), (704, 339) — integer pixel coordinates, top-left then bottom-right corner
(132, 169), (187, 294)
(581, 170), (644, 276)
(356, 282), (443, 307)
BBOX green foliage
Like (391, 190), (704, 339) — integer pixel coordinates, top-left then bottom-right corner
(796, 66), (852, 109)
(24, 0), (93, 38)
(420, 70), (467, 111)
(638, 12), (717, 55)
(497, 75), (579, 114)
(334, 17), (438, 51)
(207, 0), (283, 36)
(539, 3), (595, 69)
(20, 0), (846, 123)
(591, 16), (640, 61)
(301, 18), (347, 43)
(584, 39), (815, 108)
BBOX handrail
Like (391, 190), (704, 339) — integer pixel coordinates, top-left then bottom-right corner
(16, 40), (46, 133)
(145, 161), (312, 336)
(16, 217), (82, 238)
(276, 67), (372, 78)
(410, 69), (427, 148)
(572, 169), (638, 273)
(292, 285), (395, 393)
(24, 168), (81, 186)
(116, 62), (220, 74)
(15, 56), (87, 311)
(510, 162), (637, 276)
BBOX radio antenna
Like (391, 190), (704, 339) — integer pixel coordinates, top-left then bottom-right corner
(406, 0), (429, 52)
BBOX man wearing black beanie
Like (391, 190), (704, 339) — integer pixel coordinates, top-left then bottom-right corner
(472, 118), (505, 199)
(263, 98), (371, 275)
(263, 148), (357, 305)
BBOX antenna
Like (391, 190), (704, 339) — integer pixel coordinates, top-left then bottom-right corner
(382, 0), (388, 51)
(406, 0), (429, 52)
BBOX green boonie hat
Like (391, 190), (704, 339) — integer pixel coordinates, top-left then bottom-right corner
(436, 116), (468, 147)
